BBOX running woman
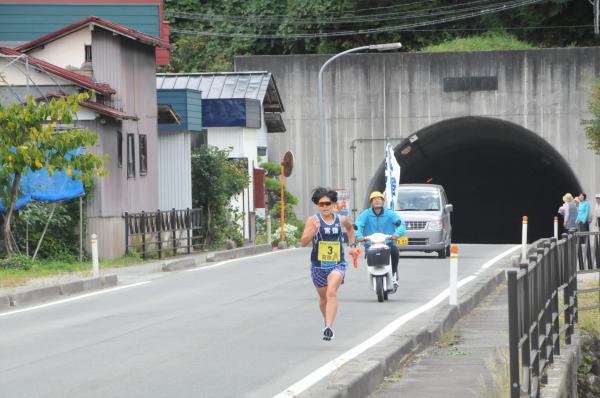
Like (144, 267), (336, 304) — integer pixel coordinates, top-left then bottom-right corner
(301, 187), (358, 341)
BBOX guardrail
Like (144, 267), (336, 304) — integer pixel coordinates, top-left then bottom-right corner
(507, 232), (578, 398)
(124, 208), (206, 259)
(575, 230), (600, 272)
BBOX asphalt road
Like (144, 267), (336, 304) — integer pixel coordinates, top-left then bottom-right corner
(0, 244), (517, 398)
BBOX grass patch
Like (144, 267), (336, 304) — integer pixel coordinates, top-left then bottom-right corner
(0, 253), (149, 289)
(420, 31), (536, 53)
(435, 328), (461, 348)
(578, 279), (600, 336)
(478, 348), (510, 398)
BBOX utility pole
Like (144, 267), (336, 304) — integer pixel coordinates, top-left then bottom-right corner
(590, 0), (599, 35)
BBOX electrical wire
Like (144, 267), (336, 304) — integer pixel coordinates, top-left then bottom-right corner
(170, 0), (547, 39)
(166, 0), (502, 25)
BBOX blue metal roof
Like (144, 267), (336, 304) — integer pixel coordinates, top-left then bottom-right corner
(156, 72), (284, 113)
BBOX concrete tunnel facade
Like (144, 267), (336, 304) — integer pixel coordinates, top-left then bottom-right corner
(236, 47), (600, 244)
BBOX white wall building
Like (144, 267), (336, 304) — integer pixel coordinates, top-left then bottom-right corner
(156, 72), (286, 241)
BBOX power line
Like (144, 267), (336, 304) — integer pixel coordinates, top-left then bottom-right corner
(170, 0), (547, 39)
(166, 0), (501, 25)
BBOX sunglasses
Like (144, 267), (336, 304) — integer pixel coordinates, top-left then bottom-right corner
(318, 201), (333, 207)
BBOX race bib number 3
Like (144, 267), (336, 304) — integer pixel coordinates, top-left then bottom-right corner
(318, 241), (341, 262)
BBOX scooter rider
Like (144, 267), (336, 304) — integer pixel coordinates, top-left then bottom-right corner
(355, 191), (406, 287)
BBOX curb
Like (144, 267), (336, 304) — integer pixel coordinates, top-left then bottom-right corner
(161, 253), (208, 272)
(206, 243), (272, 262)
(300, 263), (510, 398)
(161, 244), (273, 271)
(4, 273), (118, 309)
(0, 294), (10, 310)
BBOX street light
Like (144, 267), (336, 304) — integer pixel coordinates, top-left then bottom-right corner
(317, 42), (402, 186)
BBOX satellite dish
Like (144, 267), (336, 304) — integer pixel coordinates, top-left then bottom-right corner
(282, 151), (294, 177)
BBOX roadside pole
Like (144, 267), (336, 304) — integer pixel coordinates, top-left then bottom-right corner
(91, 234), (99, 277)
(522, 216), (528, 260)
(280, 162), (285, 243)
(449, 245), (458, 305)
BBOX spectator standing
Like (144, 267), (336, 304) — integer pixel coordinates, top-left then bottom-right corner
(558, 193), (578, 231)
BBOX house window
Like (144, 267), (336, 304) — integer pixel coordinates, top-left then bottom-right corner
(139, 134), (147, 176)
(117, 131), (123, 168)
(127, 133), (135, 178)
(85, 45), (92, 62)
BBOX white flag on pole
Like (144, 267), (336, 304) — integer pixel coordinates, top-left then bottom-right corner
(384, 143), (401, 210)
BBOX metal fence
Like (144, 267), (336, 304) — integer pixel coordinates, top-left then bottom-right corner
(124, 208), (206, 259)
(507, 232), (578, 398)
(575, 230), (600, 272)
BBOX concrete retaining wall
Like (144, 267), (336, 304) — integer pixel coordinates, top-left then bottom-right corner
(236, 48), (600, 220)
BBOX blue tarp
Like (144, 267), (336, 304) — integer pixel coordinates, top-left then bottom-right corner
(0, 150), (85, 214)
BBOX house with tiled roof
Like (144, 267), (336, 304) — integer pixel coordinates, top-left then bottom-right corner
(0, 16), (171, 258)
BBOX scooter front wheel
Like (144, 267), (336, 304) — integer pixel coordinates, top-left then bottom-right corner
(375, 276), (385, 302)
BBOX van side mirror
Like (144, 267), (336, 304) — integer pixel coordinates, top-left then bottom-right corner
(445, 204), (454, 213)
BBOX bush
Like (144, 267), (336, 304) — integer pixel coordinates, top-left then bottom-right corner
(0, 255), (33, 270)
(12, 201), (81, 260)
(273, 224), (299, 247)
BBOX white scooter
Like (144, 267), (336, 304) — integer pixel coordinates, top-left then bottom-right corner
(363, 233), (397, 303)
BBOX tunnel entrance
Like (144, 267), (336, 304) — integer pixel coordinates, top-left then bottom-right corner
(369, 117), (582, 244)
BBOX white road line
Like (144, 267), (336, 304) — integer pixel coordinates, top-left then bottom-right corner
(0, 281), (152, 318)
(187, 248), (296, 272)
(481, 245), (521, 268)
(273, 245), (520, 397)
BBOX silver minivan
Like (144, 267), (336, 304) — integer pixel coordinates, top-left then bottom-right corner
(394, 184), (453, 258)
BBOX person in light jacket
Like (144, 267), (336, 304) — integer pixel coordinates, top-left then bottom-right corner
(558, 193), (578, 231)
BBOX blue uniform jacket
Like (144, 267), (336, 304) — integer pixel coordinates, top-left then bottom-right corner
(576, 201), (589, 223)
(355, 207), (406, 244)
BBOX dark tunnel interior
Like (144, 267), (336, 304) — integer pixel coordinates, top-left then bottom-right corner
(369, 117), (582, 244)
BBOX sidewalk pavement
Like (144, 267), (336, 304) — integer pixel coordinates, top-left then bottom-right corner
(369, 283), (510, 398)
(0, 243), (272, 310)
(368, 272), (598, 398)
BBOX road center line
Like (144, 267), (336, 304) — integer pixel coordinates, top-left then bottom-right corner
(0, 281), (152, 318)
(274, 245), (520, 397)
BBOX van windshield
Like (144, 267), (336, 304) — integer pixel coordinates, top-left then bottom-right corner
(396, 190), (440, 211)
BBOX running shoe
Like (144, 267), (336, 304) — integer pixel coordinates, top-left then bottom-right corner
(323, 326), (335, 341)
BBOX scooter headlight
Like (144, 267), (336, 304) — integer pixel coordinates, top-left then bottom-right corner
(428, 220), (443, 230)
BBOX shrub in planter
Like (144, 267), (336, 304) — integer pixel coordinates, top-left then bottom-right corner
(273, 224), (299, 247)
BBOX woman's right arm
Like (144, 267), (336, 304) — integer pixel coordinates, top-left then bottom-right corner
(300, 215), (318, 247)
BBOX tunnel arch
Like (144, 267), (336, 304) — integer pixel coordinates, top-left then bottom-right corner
(367, 116), (582, 244)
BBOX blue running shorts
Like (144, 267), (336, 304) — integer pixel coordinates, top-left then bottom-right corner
(311, 262), (347, 288)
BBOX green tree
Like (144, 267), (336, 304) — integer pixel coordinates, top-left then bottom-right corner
(162, 0), (595, 73)
(260, 161), (298, 221)
(191, 145), (250, 246)
(582, 79), (600, 155)
(0, 94), (106, 257)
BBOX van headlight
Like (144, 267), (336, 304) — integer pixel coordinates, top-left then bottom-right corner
(428, 220), (443, 230)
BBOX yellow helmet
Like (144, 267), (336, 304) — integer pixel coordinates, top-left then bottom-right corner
(369, 191), (385, 201)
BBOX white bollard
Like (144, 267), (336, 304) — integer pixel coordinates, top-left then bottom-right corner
(91, 234), (99, 277)
(521, 216), (528, 261)
(449, 245), (458, 306)
(266, 215), (272, 245)
(553, 216), (558, 240)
